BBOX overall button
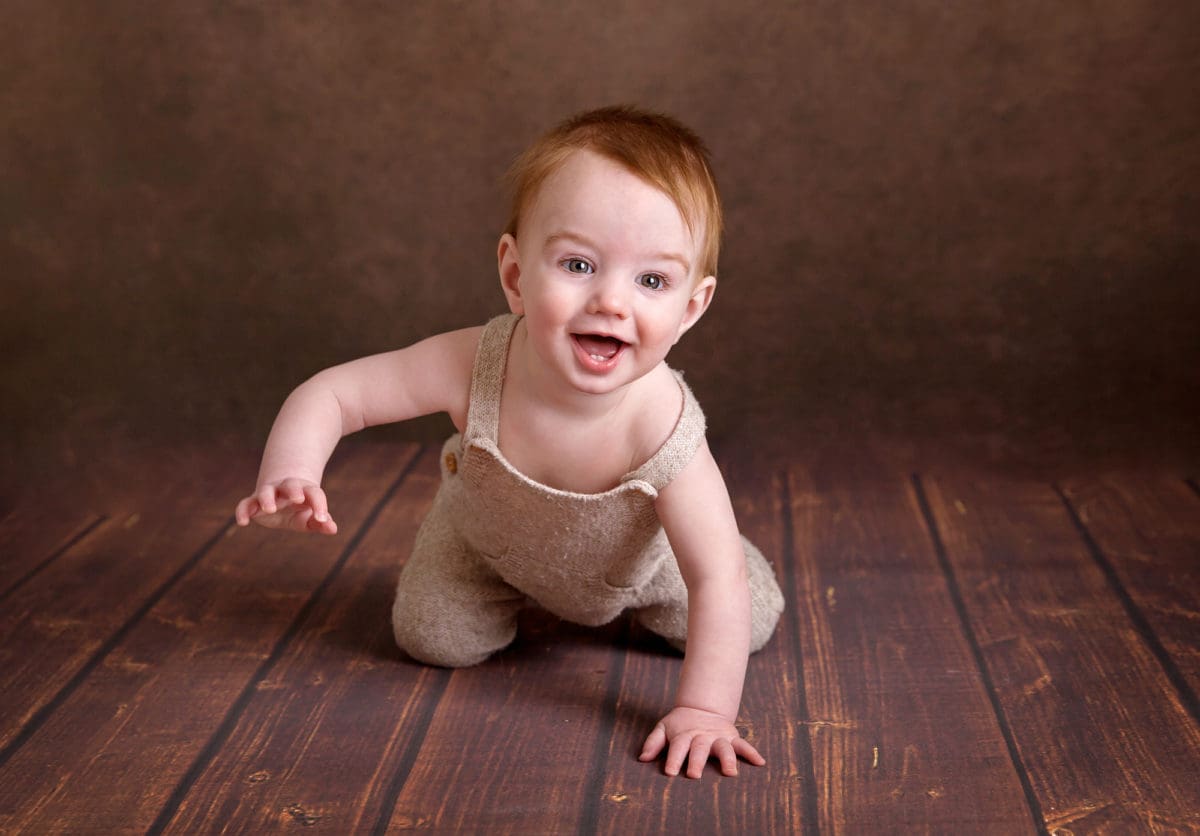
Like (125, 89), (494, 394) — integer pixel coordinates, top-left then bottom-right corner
(444, 452), (458, 474)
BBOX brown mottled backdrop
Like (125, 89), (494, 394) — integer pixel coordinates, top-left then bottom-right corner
(3, 1), (1198, 487)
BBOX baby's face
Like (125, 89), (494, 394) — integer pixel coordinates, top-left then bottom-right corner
(498, 149), (715, 396)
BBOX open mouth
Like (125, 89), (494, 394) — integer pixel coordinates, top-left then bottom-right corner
(571, 333), (628, 368)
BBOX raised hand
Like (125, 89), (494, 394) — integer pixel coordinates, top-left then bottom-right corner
(234, 478), (338, 535)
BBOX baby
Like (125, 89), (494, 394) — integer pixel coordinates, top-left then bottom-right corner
(235, 106), (784, 779)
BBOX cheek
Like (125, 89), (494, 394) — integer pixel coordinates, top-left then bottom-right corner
(644, 301), (691, 337)
(532, 281), (579, 319)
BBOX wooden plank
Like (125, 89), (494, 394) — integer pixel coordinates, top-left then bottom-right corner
(1058, 472), (1200, 705)
(380, 614), (624, 832)
(921, 470), (1200, 832)
(0, 506), (105, 601)
(0, 441), (256, 600)
(787, 466), (1037, 832)
(597, 455), (1036, 832)
(0, 442), (416, 834)
(157, 445), (446, 833)
(0, 509), (228, 755)
(592, 459), (809, 834)
(380, 561), (625, 827)
(0, 446), (256, 756)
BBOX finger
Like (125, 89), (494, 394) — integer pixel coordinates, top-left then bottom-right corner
(303, 485), (330, 523)
(640, 723), (667, 762)
(305, 512), (338, 535)
(713, 738), (738, 776)
(733, 737), (766, 767)
(284, 480), (306, 505)
(686, 738), (712, 779)
(257, 485), (279, 515)
(664, 734), (692, 777)
(235, 496), (258, 525)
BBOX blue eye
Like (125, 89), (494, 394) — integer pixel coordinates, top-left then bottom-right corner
(637, 273), (667, 291)
(562, 258), (593, 274)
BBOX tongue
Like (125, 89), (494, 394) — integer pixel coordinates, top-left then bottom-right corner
(577, 334), (622, 359)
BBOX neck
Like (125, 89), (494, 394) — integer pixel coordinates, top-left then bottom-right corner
(508, 319), (630, 421)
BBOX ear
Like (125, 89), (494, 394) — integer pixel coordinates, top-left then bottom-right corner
(497, 233), (524, 315)
(674, 275), (717, 342)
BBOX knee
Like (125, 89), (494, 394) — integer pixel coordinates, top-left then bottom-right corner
(391, 586), (499, 668)
(392, 618), (492, 668)
(748, 591), (784, 654)
(391, 563), (522, 668)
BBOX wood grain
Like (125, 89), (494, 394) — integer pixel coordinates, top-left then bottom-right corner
(158, 445), (442, 833)
(383, 585), (625, 831)
(1058, 472), (1200, 704)
(0, 443), (413, 834)
(790, 464), (1035, 832)
(0, 510), (228, 755)
(920, 470), (1200, 832)
(3, 441), (1199, 833)
(0, 506), (104, 600)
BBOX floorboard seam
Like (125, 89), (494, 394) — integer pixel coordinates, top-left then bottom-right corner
(0, 514), (108, 606)
(783, 470), (822, 836)
(576, 617), (632, 836)
(1055, 483), (1200, 728)
(910, 474), (1048, 835)
(0, 517), (232, 772)
(147, 447), (423, 834)
(370, 665), (453, 834)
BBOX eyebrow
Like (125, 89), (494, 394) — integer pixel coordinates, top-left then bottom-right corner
(544, 230), (692, 274)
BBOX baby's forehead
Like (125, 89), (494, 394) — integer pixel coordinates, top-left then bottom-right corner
(524, 150), (702, 236)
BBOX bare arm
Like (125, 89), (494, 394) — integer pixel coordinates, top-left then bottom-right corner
(234, 327), (480, 533)
(639, 440), (764, 778)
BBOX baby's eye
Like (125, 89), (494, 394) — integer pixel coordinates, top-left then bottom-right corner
(562, 258), (593, 275)
(637, 273), (668, 291)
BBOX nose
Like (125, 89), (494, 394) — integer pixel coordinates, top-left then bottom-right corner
(587, 272), (631, 318)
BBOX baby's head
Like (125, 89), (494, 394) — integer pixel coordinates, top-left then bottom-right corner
(504, 106), (723, 280)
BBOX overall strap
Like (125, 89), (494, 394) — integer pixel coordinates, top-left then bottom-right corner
(464, 313), (520, 443)
(623, 371), (707, 492)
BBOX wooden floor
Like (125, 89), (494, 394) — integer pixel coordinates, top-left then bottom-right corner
(1, 440), (1198, 834)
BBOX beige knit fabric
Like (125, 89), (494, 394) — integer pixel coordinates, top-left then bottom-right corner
(392, 314), (784, 667)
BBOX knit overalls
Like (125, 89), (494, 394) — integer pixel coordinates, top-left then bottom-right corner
(391, 314), (785, 667)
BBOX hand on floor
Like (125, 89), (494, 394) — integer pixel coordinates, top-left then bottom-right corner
(639, 705), (765, 778)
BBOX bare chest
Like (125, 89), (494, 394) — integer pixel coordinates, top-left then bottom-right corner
(497, 413), (643, 494)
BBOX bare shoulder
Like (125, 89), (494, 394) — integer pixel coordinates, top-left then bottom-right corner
(426, 325), (485, 376)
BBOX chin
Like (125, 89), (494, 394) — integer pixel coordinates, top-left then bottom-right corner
(567, 374), (629, 396)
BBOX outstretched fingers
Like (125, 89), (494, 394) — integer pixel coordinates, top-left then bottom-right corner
(644, 724), (765, 778)
(232, 480), (337, 534)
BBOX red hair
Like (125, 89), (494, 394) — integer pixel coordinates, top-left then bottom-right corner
(504, 106), (723, 278)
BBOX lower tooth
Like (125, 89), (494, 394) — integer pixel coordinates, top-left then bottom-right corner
(590, 354), (604, 361)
